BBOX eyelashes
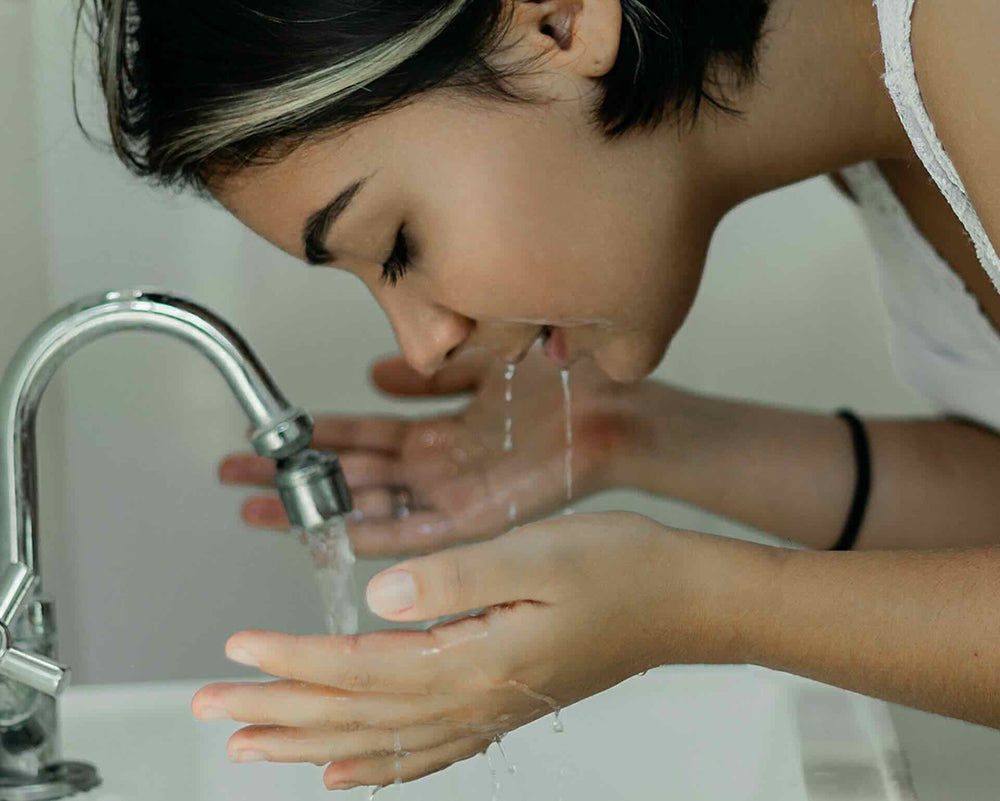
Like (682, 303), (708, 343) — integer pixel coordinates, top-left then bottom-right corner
(381, 226), (411, 287)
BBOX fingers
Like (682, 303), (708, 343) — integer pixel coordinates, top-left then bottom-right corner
(220, 450), (402, 492)
(218, 601), (542, 694)
(227, 721), (463, 766)
(347, 513), (462, 558)
(236, 491), (459, 556)
(323, 735), (487, 789)
(365, 527), (557, 622)
(194, 680), (449, 730)
(195, 680), (355, 728)
(241, 496), (289, 530)
(371, 352), (490, 397)
(222, 628), (483, 693)
(311, 417), (407, 453)
(238, 486), (431, 532)
(339, 452), (403, 487)
(221, 422), (407, 492)
(219, 455), (276, 487)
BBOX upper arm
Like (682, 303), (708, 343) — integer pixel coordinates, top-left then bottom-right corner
(911, 0), (1000, 257)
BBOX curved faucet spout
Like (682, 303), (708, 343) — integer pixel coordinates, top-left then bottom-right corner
(0, 289), (351, 579)
(0, 288), (353, 789)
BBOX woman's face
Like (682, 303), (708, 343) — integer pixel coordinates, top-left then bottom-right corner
(218, 85), (721, 382)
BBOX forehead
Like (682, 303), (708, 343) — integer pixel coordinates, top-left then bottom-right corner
(213, 129), (364, 258)
(211, 94), (479, 256)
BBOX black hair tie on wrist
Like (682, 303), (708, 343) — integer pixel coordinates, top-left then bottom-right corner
(831, 409), (871, 551)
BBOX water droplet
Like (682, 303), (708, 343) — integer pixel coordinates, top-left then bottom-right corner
(507, 680), (565, 734)
(503, 362), (516, 451)
(393, 731), (402, 793)
(485, 747), (501, 801)
(495, 738), (517, 775)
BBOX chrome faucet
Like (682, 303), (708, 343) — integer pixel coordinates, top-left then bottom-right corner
(0, 289), (353, 799)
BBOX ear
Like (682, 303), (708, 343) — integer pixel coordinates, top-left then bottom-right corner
(510, 0), (622, 78)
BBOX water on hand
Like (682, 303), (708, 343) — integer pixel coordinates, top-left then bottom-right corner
(300, 516), (359, 635)
(503, 362), (518, 525)
(393, 731), (403, 794)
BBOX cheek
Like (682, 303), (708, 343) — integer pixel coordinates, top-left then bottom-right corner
(423, 211), (567, 315)
(421, 147), (610, 307)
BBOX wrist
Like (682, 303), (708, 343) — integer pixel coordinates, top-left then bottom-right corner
(608, 382), (725, 496)
(648, 528), (784, 667)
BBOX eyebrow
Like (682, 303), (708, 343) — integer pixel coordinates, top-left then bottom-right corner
(301, 177), (369, 265)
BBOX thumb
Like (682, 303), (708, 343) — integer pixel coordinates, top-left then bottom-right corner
(364, 526), (556, 622)
(370, 352), (491, 397)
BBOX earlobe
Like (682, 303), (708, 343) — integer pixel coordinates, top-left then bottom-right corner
(513, 0), (622, 78)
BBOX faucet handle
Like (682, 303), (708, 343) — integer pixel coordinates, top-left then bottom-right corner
(0, 564), (69, 696)
(0, 632), (69, 696)
(0, 563), (33, 626)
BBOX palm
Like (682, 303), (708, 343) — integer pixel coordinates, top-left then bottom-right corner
(397, 351), (590, 521)
(220, 349), (632, 556)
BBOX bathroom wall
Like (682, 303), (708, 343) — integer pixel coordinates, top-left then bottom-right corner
(0, 1), (50, 388)
(0, 0), (75, 662)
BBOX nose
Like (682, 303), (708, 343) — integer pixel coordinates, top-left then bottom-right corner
(383, 297), (473, 376)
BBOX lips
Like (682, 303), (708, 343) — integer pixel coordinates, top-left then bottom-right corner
(503, 325), (570, 367)
(543, 326), (570, 366)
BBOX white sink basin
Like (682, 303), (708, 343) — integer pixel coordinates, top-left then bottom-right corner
(58, 666), (916, 800)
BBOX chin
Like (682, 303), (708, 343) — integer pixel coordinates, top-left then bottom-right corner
(594, 348), (659, 384)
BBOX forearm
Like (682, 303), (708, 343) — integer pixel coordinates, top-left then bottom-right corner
(619, 387), (1000, 550)
(733, 544), (1000, 728)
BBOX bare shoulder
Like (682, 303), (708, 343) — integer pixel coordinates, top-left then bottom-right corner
(911, 0), (1000, 250)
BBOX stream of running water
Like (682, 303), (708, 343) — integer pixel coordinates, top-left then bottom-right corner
(560, 368), (574, 515)
(504, 362), (518, 524)
(300, 516), (358, 635)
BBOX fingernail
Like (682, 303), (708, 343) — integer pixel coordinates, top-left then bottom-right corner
(230, 749), (267, 764)
(367, 570), (417, 616)
(195, 706), (230, 721)
(226, 646), (259, 668)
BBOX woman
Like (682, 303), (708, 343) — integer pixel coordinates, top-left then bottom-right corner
(80, 0), (1000, 789)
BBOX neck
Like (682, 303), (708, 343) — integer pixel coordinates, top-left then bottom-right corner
(689, 0), (911, 210)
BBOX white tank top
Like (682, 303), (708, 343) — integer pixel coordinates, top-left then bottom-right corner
(840, 0), (1000, 431)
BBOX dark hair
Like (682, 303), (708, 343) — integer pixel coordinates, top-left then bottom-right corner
(76, 0), (771, 191)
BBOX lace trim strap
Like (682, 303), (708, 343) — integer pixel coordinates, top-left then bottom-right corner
(875, 0), (1000, 293)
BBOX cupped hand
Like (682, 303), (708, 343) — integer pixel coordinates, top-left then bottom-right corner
(192, 512), (767, 790)
(220, 348), (644, 556)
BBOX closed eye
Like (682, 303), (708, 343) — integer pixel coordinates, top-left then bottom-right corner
(381, 226), (412, 287)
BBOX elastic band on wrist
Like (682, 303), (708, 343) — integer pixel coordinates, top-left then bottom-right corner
(831, 409), (871, 551)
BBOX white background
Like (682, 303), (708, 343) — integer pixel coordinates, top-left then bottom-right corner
(1, 2), (997, 797)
